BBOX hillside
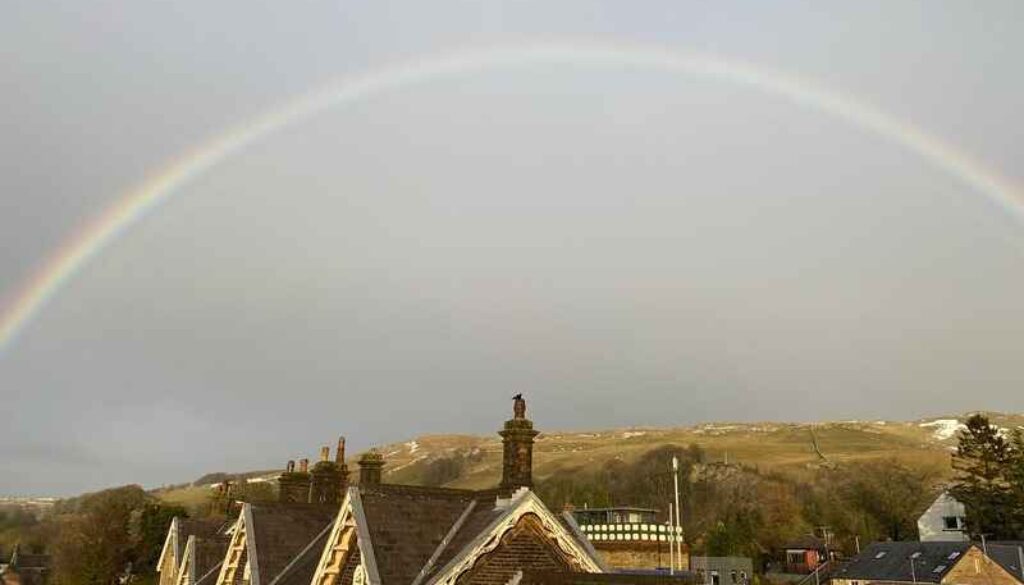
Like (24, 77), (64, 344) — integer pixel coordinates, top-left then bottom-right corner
(154, 412), (1024, 506)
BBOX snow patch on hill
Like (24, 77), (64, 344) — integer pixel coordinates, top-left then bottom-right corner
(919, 419), (965, 441)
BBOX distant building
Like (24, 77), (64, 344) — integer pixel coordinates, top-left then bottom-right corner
(831, 541), (1023, 585)
(689, 557), (752, 585)
(917, 492), (968, 542)
(0, 544), (50, 585)
(571, 507), (686, 571)
(573, 508), (659, 526)
(780, 535), (829, 574)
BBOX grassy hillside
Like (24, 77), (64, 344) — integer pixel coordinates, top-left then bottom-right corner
(154, 412), (1024, 506)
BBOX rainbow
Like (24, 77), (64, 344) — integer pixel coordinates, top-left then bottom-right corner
(1, 40), (1021, 355)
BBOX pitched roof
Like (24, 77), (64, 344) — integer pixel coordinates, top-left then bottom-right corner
(267, 520), (333, 585)
(247, 502), (337, 585)
(159, 516), (227, 575)
(357, 484), (485, 585)
(782, 535), (827, 551)
(309, 484), (602, 585)
(185, 534), (231, 585)
(985, 543), (1024, 583)
(833, 542), (973, 583)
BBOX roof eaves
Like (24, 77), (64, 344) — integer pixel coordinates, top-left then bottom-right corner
(351, 488), (383, 585)
(559, 511), (608, 572)
(157, 517), (180, 571)
(244, 504), (262, 585)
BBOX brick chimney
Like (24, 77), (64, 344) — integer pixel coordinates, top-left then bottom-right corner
(499, 394), (539, 492)
(278, 458), (312, 503)
(310, 445), (344, 505)
(358, 450), (385, 487)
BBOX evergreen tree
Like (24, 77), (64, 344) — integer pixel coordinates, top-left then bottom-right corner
(950, 414), (1014, 539)
(1004, 429), (1024, 537)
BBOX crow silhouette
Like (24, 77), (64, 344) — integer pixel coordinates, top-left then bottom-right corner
(513, 393), (523, 401)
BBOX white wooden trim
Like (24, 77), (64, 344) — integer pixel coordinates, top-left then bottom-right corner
(158, 517), (180, 575)
(243, 504), (261, 585)
(350, 489), (383, 585)
(427, 490), (603, 585)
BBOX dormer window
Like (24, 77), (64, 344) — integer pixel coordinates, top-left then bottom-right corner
(943, 516), (963, 530)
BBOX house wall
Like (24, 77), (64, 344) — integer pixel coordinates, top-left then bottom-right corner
(690, 557), (753, 585)
(918, 493), (968, 542)
(942, 547), (1019, 585)
(591, 542), (688, 571)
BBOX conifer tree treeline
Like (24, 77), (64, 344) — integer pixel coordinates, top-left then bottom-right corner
(950, 413), (1024, 539)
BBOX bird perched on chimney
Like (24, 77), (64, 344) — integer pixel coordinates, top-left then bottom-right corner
(512, 393), (526, 419)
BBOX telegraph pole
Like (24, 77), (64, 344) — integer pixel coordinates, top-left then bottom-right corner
(673, 456), (683, 571)
(669, 502), (675, 575)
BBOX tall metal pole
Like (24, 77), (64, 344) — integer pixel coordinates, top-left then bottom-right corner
(673, 456), (683, 572)
(910, 558), (916, 584)
(669, 502), (675, 575)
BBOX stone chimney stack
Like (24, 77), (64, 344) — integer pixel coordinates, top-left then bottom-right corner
(278, 458), (312, 503)
(499, 394), (539, 492)
(310, 444), (344, 505)
(299, 459), (309, 473)
(358, 450), (385, 487)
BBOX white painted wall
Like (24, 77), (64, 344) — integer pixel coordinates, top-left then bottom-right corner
(917, 492), (968, 542)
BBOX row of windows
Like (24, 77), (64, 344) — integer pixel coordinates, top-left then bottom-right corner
(585, 532), (683, 542)
(694, 569), (749, 585)
(579, 523), (683, 533)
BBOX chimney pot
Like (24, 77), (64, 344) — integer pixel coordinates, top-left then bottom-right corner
(299, 458), (309, 473)
(336, 436), (346, 465)
(320, 446), (330, 462)
(286, 460), (295, 473)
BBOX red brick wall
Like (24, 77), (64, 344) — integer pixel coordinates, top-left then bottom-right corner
(457, 514), (580, 585)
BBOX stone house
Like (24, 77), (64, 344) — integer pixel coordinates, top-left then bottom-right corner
(206, 396), (627, 585)
(830, 541), (1023, 585)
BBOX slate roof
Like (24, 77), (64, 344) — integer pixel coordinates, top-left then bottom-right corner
(247, 502), (337, 585)
(833, 542), (973, 583)
(189, 534), (231, 585)
(348, 484), (599, 585)
(783, 535), (827, 551)
(163, 516), (226, 571)
(357, 484), (486, 585)
(985, 543), (1024, 583)
(267, 520), (333, 585)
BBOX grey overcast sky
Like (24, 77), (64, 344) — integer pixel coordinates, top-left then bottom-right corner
(2, 1), (1023, 496)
